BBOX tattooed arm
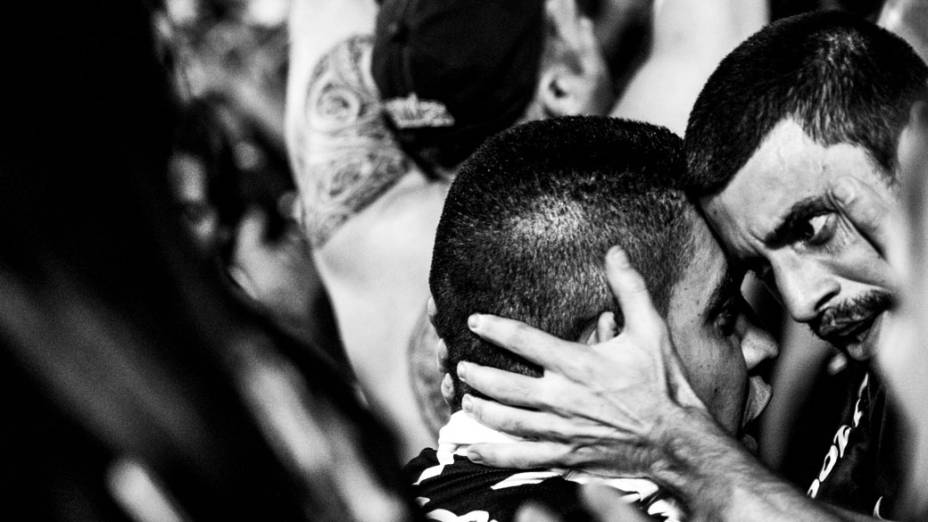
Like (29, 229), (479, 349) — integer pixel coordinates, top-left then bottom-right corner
(291, 35), (412, 248)
(286, 31), (447, 460)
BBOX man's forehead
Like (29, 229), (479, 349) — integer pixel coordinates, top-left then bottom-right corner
(676, 216), (734, 305)
(700, 119), (879, 249)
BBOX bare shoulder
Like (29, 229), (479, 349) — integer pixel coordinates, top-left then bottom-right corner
(291, 35), (413, 248)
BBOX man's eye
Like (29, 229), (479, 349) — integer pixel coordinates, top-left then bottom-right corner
(797, 213), (835, 245)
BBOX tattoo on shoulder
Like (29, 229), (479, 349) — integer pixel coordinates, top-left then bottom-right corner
(294, 35), (411, 248)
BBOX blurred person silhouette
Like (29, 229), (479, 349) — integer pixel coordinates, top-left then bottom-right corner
(0, 1), (415, 520)
(849, 92), (928, 520)
(886, 97), (928, 522)
(286, 0), (615, 460)
(168, 94), (343, 362)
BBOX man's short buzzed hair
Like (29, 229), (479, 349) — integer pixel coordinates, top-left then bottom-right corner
(684, 11), (928, 197)
(429, 116), (694, 409)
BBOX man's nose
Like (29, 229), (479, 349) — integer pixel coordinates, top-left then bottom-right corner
(771, 257), (840, 323)
(737, 310), (779, 371)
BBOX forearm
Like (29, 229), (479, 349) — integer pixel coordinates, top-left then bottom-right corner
(650, 406), (840, 522)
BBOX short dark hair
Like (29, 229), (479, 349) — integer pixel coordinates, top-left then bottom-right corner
(430, 116), (694, 409)
(684, 11), (928, 197)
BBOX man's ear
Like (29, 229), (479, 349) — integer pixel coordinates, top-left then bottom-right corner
(538, 66), (586, 117)
(538, 0), (612, 117)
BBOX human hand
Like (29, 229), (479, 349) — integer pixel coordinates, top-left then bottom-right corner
(455, 247), (708, 476)
(433, 300), (617, 409)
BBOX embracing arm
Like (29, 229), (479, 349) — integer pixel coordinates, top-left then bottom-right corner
(455, 248), (869, 521)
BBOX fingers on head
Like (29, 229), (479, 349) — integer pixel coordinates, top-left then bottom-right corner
(458, 366), (547, 409)
(469, 315), (571, 367)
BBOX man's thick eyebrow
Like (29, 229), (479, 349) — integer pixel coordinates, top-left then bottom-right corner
(763, 196), (831, 247)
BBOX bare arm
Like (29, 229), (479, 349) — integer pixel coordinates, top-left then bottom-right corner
(289, 35), (412, 247)
(285, 8), (445, 459)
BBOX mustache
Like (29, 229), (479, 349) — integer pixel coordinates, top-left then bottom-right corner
(811, 291), (894, 341)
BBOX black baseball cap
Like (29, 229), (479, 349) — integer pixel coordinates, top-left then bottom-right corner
(372, 0), (545, 170)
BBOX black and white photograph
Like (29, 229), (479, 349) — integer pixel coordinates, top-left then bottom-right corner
(4, 0), (928, 520)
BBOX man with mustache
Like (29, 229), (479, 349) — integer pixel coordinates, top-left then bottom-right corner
(446, 11), (927, 521)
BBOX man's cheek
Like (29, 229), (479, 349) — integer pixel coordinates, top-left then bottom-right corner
(829, 217), (894, 289)
(682, 352), (731, 409)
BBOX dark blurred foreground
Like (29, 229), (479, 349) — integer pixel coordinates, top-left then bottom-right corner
(0, 2), (411, 520)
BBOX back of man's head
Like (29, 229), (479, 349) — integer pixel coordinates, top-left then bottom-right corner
(430, 116), (692, 409)
(684, 11), (928, 197)
(372, 0), (611, 174)
(372, 0), (546, 171)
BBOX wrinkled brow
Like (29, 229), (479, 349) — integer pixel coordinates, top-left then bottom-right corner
(763, 196), (831, 248)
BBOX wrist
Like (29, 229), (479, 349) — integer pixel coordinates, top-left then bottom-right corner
(647, 405), (738, 499)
